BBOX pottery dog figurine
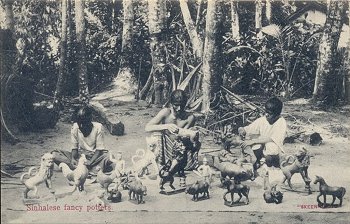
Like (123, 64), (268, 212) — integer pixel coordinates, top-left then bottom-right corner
(20, 153), (55, 199)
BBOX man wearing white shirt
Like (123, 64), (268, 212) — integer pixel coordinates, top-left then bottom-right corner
(239, 97), (287, 172)
(52, 106), (116, 173)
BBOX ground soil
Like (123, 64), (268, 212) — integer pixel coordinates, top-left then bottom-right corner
(1, 98), (350, 224)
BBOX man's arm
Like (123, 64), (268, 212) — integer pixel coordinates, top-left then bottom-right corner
(71, 148), (79, 167)
(241, 118), (286, 149)
(87, 150), (103, 167)
(145, 108), (179, 133)
(87, 124), (105, 167)
(241, 137), (273, 148)
(71, 124), (79, 167)
(183, 114), (195, 129)
(238, 117), (262, 138)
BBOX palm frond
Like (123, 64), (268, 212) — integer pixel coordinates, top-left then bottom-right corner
(261, 24), (282, 38)
(177, 62), (202, 90)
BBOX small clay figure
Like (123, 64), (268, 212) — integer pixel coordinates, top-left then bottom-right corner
(213, 156), (255, 184)
(185, 180), (210, 201)
(20, 153), (55, 199)
(159, 160), (175, 190)
(222, 178), (250, 205)
(281, 147), (310, 190)
(59, 154), (89, 194)
(127, 179), (147, 204)
(131, 138), (159, 178)
(106, 184), (122, 203)
(176, 128), (199, 146)
(263, 184), (283, 204)
(159, 141), (188, 190)
(314, 175), (346, 208)
(96, 165), (118, 193)
(112, 152), (126, 176)
(194, 157), (213, 184)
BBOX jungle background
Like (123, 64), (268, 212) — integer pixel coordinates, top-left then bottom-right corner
(1, 0), (350, 223)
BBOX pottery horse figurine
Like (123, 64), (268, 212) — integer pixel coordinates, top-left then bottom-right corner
(314, 175), (346, 208)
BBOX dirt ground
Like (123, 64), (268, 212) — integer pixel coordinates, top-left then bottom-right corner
(1, 98), (350, 224)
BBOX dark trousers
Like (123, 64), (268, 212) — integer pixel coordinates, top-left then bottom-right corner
(253, 146), (280, 170)
(52, 149), (116, 173)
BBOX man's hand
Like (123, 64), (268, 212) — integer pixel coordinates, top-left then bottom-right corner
(71, 159), (78, 168)
(86, 160), (93, 168)
(166, 124), (179, 134)
(238, 127), (246, 138)
(240, 140), (255, 149)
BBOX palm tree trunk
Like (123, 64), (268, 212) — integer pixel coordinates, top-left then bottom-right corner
(344, 2), (350, 103)
(1, 0), (20, 142)
(148, 0), (167, 105)
(75, 0), (89, 104)
(266, 0), (271, 23)
(3, 0), (14, 30)
(115, 0), (137, 95)
(231, 0), (240, 41)
(54, 0), (68, 113)
(179, 0), (203, 59)
(312, 0), (345, 106)
(255, 0), (263, 38)
(201, 0), (224, 113)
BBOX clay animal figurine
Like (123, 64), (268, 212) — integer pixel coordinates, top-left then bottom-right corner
(314, 175), (346, 208)
(131, 137), (159, 178)
(263, 184), (283, 204)
(159, 160), (175, 190)
(176, 128), (199, 144)
(119, 174), (131, 190)
(185, 180), (210, 201)
(158, 140), (188, 191)
(213, 156), (255, 184)
(59, 154), (89, 194)
(20, 153), (55, 199)
(106, 184), (122, 203)
(127, 179), (147, 204)
(168, 142), (187, 178)
(222, 178), (250, 205)
(220, 134), (242, 151)
(96, 165), (118, 193)
(281, 147), (310, 189)
(262, 168), (283, 204)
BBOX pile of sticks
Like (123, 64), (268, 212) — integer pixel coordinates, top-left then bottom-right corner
(195, 86), (263, 142)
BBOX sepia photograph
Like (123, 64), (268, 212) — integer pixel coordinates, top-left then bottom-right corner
(1, 0), (349, 223)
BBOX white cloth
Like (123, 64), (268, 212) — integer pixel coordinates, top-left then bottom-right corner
(244, 116), (286, 155)
(71, 122), (105, 152)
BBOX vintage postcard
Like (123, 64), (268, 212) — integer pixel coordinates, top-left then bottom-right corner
(1, 0), (349, 223)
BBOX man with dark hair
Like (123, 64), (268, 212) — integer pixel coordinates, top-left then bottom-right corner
(52, 106), (116, 173)
(145, 89), (200, 170)
(238, 97), (287, 173)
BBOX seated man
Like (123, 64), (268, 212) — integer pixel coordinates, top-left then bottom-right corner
(238, 97), (287, 173)
(145, 90), (200, 171)
(52, 106), (116, 173)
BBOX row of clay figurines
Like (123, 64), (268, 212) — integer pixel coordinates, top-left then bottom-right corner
(19, 125), (345, 208)
(20, 146), (346, 208)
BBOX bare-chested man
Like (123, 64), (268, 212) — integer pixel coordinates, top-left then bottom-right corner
(145, 90), (200, 170)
